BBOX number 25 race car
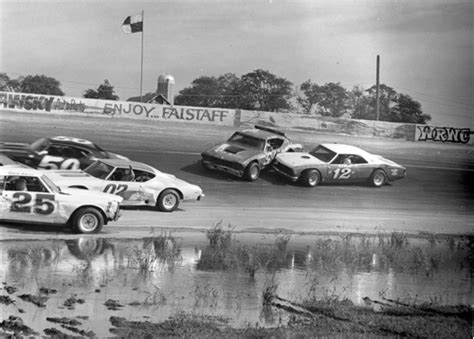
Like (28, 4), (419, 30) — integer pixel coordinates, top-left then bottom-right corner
(0, 136), (128, 170)
(45, 159), (204, 212)
(273, 143), (406, 187)
(0, 166), (122, 234)
(201, 126), (302, 181)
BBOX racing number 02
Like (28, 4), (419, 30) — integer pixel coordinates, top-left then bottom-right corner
(103, 184), (128, 195)
(10, 192), (56, 215)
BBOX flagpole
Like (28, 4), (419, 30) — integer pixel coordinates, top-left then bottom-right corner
(140, 10), (144, 102)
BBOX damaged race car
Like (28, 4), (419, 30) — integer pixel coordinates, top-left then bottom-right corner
(0, 166), (122, 234)
(46, 159), (204, 212)
(273, 143), (406, 187)
(201, 126), (302, 181)
(0, 136), (128, 170)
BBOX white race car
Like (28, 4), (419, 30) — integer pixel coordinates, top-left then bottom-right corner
(46, 159), (204, 212)
(0, 166), (122, 234)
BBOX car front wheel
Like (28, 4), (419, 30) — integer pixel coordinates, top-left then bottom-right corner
(244, 162), (260, 181)
(157, 189), (180, 212)
(71, 207), (104, 234)
(300, 169), (320, 187)
(370, 169), (387, 187)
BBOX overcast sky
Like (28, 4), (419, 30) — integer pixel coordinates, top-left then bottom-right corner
(1, 0), (472, 128)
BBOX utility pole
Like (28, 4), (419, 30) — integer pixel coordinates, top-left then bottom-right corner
(375, 55), (380, 121)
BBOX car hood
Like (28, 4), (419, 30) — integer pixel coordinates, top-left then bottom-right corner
(275, 152), (326, 167)
(154, 172), (202, 190)
(203, 143), (262, 162)
(0, 142), (34, 155)
(43, 170), (103, 185)
(60, 188), (123, 203)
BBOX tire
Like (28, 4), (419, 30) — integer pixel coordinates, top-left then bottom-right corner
(244, 162), (260, 181)
(71, 207), (104, 234)
(300, 169), (320, 187)
(157, 189), (180, 212)
(369, 169), (387, 187)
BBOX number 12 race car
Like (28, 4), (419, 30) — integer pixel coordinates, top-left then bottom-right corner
(201, 126), (302, 181)
(46, 159), (204, 212)
(0, 136), (128, 170)
(0, 166), (122, 234)
(273, 143), (406, 187)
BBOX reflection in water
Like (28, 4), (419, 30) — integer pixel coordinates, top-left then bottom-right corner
(0, 233), (471, 336)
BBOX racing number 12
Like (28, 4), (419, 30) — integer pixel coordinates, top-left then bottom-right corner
(333, 168), (352, 180)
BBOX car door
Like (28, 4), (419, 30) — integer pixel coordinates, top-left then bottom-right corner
(101, 167), (146, 204)
(326, 154), (359, 183)
(1, 176), (58, 223)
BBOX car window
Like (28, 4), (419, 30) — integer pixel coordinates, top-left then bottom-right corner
(0, 176), (5, 191)
(5, 176), (48, 192)
(348, 155), (367, 164)
(267, 138), (284, 150)
(331, 154), (368, 165)
(309, 146), (336, 163)
(84, 161), (114, 179)
(134, 170), (155, 182)
(228, 132), (265, 150)
(109, 167), (135, 182)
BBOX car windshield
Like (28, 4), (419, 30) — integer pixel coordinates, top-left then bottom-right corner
(309, 145), (337, 163)
(30, 137), (49, 152)
(84, 161), (114, 179)
(41, 175), (61, 193)
(228, 132), (265, 150)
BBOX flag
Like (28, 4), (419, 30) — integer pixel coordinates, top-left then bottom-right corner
(122, 12), (143, 34)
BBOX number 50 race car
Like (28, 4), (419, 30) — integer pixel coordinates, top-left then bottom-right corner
(0, 166), (122, 234)
(0, 136), (128, 170)
(273, 143), (406, 187)
(201, 126), (302, 181)
(46, 159), (204, 212)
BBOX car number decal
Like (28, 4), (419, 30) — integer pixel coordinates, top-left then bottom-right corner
(333, 168), (352, 180)
(10, 192), (55, 215)
(103, 184), (128, 196)
(39, 155), (81, 170)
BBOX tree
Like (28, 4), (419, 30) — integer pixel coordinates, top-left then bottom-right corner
(297, 80), (324, 114)
(83, 80), (118, 100)
(316, 82), (349, 117)
(350, 84), (430, 124)
(174, 76), (224, 107)
(19, 75), (64, 96)
(390, 93), (431, 124)
(240, 69), (293, 112)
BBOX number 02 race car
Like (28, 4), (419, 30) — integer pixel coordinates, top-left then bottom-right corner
(273, 143), (406, 187)
(0, 166), (122, 234)
(0, 136), (128, 170)
(46, 159), (204, 212)
(201, 126), (302, 181)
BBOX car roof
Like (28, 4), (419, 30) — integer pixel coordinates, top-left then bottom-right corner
(47, 136), (101, 150)
(0, 166), (42, 177)
(239, 127), (286, 140)
(97, 159), (157, 173)
(321, 143), (372, 157)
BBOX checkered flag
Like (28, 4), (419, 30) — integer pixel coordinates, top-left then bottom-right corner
(122, 12), (143, 34)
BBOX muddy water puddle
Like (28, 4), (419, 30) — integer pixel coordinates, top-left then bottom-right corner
(0, 231), (471, 337)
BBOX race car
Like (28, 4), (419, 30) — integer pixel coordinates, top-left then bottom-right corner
(0, 166), (122, 234)
(201, 125), (302, 181)
(0, 136), (128, 170)
(272, 143), (406, 187)
(45, 159), (204, 212)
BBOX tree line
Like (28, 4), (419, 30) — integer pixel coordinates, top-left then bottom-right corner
(0, 70), (431, 124)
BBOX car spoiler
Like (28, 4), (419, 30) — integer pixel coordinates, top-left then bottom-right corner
(255, 125), (285, 137)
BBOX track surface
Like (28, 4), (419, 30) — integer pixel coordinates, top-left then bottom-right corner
(1, 111), (473, 236)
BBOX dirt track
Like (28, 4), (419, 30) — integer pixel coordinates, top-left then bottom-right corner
(1, 110), (473, 239)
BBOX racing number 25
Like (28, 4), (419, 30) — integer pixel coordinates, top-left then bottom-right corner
(11, 193), (56, 215)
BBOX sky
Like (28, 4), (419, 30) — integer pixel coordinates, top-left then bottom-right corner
(1, 0), (472, 128)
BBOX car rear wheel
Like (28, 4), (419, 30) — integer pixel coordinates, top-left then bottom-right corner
(370, 169), (387, 187)
(157, 189), (180, 212)
(300, 169), (320, 187)
(244, 162), (260, 181)
(71, 207), (104, 234)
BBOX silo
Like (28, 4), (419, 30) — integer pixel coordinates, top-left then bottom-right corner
(157, 74), (175, 105)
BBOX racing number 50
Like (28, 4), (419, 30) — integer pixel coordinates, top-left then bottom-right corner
(11, 192), (56, 215)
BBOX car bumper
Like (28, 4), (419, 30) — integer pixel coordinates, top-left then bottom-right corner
(203, 160), (244, 178)
(272, 164), (299, 182)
